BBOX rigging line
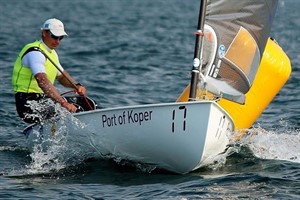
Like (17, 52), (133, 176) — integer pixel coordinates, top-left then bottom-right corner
(73, 85), (94, 110)
(61, 89), (94, 111)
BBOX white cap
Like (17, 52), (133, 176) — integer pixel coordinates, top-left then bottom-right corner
(41, 18), (68, 36)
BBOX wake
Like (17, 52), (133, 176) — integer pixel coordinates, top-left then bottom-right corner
(238, 126), (300, 163)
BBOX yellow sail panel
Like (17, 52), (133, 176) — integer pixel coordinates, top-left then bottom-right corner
(223, 27), (260, 79)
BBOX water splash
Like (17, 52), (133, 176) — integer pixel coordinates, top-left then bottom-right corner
(238, 126), (300, 163)
(204, 145), (240, 170)
(23, 104), (89, 175)
(25, 98), (57, 122)
(202, 123), (300, 171)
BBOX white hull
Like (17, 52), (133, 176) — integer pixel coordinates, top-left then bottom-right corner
(25, 100), (234, 174)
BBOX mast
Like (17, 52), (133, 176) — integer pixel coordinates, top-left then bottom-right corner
(189, 0), (207, 101)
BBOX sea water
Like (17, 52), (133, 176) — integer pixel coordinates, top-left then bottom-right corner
(1, 0), (300, 199)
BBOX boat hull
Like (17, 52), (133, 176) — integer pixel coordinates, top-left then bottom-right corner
(25, 101), (234, 174)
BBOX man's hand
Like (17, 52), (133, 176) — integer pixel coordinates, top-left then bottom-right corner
(61, 100), (77, 113)
(76, 85), (86, 96)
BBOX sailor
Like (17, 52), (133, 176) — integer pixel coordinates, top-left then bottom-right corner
(12, 18), (86, 123)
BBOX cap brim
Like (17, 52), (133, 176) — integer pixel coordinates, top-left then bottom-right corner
(50, 30), (68, 37)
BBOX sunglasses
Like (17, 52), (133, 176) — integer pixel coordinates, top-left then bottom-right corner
(48, 31), (64, 41)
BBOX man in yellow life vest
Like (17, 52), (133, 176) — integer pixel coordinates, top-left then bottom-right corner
(12, 18), (86, 123)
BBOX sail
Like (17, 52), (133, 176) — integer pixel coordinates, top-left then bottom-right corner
(200, 0), (278, 104)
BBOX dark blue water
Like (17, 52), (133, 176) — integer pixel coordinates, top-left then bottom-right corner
(1, 0), (300, 199)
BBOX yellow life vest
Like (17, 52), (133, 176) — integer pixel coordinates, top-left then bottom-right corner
(12, 40), (59, 93)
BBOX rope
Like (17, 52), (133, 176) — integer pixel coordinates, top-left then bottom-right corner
(82, 94), (94, 111)
(61, 89), (95, 111)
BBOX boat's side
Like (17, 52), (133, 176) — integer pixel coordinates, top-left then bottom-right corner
(26, 101), (234, 174)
